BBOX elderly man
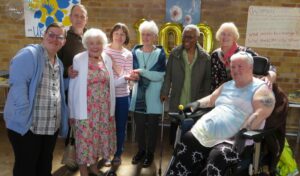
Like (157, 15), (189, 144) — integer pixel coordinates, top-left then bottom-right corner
(4, 22), (68, 176)
(165, 52), (275, 176)
(58, 4), (88, 80)
(160, 24), (211, 144)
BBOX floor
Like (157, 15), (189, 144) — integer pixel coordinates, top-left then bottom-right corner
(0, 116), (173, 176)
(0, 116), (299, 176)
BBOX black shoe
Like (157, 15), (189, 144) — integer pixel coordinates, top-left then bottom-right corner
(132, 150), (145, 164)
(142, 152), (154, 168)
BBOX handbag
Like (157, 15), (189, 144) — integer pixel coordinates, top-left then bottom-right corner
(61, 126), (78, 169)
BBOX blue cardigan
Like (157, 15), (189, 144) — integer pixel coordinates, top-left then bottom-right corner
(129, 45), (166, 114)
(4, 44), (69, 137)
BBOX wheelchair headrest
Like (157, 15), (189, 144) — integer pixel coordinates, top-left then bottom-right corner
(253, 56), (270, 76)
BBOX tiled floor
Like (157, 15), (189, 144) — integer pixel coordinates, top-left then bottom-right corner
(1, 117), (299, 176)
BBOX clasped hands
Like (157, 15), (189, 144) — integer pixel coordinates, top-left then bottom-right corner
(125, 69), (140, 81)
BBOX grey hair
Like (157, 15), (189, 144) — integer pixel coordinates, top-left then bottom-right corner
(82, 28), (107, 49)
(139, 20), (159, 36)
(230, 51), (254, 65)
(183, 24), (201, 37)
(215, 22), (239, 41)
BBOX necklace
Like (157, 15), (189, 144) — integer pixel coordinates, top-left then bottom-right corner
(142, 52), (152, 69)
(142, 46), (155, 69)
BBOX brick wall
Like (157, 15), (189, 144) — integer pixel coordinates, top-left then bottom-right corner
(1, 0), (300, 129)
(1, 0), (300, 91)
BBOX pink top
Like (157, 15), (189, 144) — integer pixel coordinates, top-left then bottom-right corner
(104, 46), (133, 97)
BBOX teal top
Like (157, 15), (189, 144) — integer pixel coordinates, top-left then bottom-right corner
(130, 46), (166, 114)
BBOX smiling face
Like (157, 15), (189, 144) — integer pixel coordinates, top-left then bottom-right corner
(141, 30), (156, 47)
(230, 57), (253, 85)
(112, 28), (127, 46)
(219, 28), (236, 48)
(42, 27), (66, 56)
(70, 5), (88, 31)
(182, 29), (198, 50)
(86, 37), (103, 58)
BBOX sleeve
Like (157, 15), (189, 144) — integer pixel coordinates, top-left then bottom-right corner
(203, 54), (211, 96)
(8, 49), (35, 114)
(160, 51), (174, 97)
(210, 52), (221, 92)
(114, 52), (133, 87)
(68, 56), (78, 119)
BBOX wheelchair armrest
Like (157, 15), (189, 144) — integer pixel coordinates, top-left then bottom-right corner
(168, 108), (211, 123)
(242, 130), (264, 142)
(242, 128), (275, 142)
(168, 112), (185, 122)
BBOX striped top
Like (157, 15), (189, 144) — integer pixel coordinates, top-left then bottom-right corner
(104, 46), (133, 97)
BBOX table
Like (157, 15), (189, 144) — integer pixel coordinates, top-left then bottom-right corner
(287, 102), (300, 156)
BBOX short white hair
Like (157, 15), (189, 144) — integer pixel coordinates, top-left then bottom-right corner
(139, 20), (159, 36)
(82, 28), (107, 49)
(215, 22), (239, 41)
(230, 51), (253, 65)
(183, 24), (201, 37)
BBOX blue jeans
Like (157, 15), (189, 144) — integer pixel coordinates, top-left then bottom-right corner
(114, 96), (130, 157)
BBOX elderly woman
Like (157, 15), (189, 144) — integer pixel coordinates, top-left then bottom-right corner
(68, 28), (116, 176)
(130, 20), (166, 168)
(211, 22), (277, 92)
(104, 23), (137, 166)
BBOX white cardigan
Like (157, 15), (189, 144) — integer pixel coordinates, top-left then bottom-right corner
(68, 51), (115, 120)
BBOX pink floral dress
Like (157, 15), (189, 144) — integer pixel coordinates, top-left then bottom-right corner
(74, 60), (116, 165)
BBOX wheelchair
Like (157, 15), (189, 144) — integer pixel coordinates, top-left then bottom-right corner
(165, 56), (289, 176)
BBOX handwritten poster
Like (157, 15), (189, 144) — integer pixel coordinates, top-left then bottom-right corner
(246, 6), (300, 50)
(24, 0), (80, 37)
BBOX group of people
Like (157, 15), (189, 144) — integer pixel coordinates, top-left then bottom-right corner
(3, 3), (279, 176)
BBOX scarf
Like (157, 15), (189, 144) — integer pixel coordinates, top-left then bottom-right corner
(221, 42), (238, 67)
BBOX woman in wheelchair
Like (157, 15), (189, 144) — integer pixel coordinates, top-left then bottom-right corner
(165, 52), (276, 176)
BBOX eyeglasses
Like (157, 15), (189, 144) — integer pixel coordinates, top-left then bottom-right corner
(46, 31), (65, 41)
(237, 51), (253, 61)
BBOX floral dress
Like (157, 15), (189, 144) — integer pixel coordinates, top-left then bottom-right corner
(74, 60), (116, 165)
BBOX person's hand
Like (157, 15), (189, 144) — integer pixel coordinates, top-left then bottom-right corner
(183, 101), (200, 113)
(160, 95), (168, 102)
(69, 118), (75, 126)
(260, 76), (273, 89)
(68, 65), (78, 78)
(128, 70), (140, 81)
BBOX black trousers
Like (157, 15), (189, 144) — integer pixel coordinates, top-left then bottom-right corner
(7, 129), (58, 176)
(134, 112), (159, 154)
(166, 131), (240, 176)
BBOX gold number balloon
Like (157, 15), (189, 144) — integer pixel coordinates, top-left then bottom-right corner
(197, 23), (214, 53)
(159, 22), (183, 56)
(133, 19), (214, 55)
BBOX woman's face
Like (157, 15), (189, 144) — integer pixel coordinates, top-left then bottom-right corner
(112, 28), (126, 46)
(220, 29), (236, 48)
(141, 30), (156, 46)
(87, 37), (103, 58)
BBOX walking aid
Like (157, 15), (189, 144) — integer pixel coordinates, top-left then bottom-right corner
(158, 101), (165, 176)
